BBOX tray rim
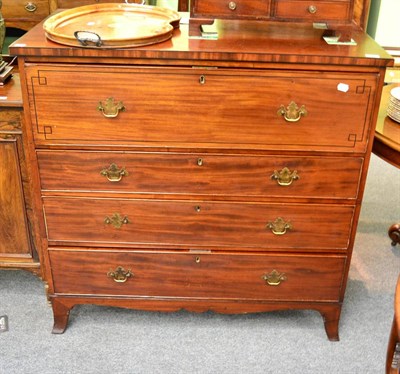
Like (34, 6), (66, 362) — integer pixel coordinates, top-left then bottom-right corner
(43, 3), (181, 48)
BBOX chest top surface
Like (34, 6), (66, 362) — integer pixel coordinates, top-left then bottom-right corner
(9, 15), (393, 68)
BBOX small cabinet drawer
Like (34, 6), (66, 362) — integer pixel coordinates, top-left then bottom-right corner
(49, 249), (346, 302)
(26, 65), (377, 153)
(43, 197), (354, 250)
(193, 0), (271, 18)
(37, 150), (363, 199)
(273, 0), (351, 22)
(56, 0), (129, 8)
(2, 0), (50, 20)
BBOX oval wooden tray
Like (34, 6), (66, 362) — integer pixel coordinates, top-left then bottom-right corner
(43, 3), (181, 48)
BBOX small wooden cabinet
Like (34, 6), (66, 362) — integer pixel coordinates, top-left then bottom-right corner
(189, 0), (371, 35)
(2, 0), (125, 31)
(2, 0), (51, 30)
(0, 73), (39, 274)
(11, 0), (393, 338)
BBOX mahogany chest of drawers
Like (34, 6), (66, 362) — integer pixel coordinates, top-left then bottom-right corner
(11, 11), (392, 340)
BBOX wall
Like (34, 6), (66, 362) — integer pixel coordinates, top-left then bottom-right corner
(368, 0), (400, 48)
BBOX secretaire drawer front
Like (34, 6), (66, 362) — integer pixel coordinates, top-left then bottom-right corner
(3, 0), (50, 21)
(37, 151), (363, 199)
(274, 1), (351, 22)
(26, 66), (376, 152)
(49, 250), (346, 301)
(193, 0), (271, 18)
(43, 198), (354, 250)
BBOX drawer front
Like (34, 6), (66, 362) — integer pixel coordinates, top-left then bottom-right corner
(26, 66), (377, 152)
(193, 0), (271, 18)
(56, 0), (130, 8)
(0, 109), (22, 131)
(2, 0), (50, 20)
(37, 150), (363, 199)
(43, 197), (354, 250)
(49, 249), (346, 301)
(274, 0), (351, 22)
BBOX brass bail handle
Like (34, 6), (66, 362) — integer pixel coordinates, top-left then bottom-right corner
(97, 97), (125, 118)
(277, 101), (308, 122)
(261, 270), (287, 286)
(107, 266), (133, 283)
(271, 167), (299, 186)
(100, 163), (128, 182)
(266, 217), (293, 235)
(104, 213), (130, 229)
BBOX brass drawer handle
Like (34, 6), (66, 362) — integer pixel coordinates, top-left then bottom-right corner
(97, 97), (125, 118)
(24, 2), (37, 12)
(100, 163), (128, 182)
(266, 217), (292, 235)
(262, 270), (287, 286)
(104, 213), (130, 229)
(107, 266), (133, 283)
(271, 167), (299, 186)
(277, 101), (308, 122)
(228, 1), (237, 10)
(308, 5), (317, 14)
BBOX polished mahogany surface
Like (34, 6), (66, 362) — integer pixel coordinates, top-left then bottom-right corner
(10, 18), (393, 67)
(11, 10), (394, 339)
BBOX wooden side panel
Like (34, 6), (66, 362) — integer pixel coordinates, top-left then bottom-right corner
(0, 137), (31, 255)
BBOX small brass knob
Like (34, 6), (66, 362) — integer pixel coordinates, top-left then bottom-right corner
(25, 2), (37, 12)
(194, 206), (201, 212)
(228, 1), (237, 10)
(308, 5), (317, 14)
(195, 256), (201, 263)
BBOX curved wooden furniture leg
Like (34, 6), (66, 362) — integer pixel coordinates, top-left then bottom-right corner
(389, 224), (400, 246)
(51, 298), (71, 334)
(321, 306), (341, 341)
